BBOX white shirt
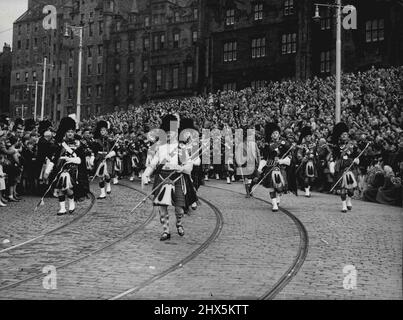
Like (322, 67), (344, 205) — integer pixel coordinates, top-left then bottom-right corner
(145, 142), (193, 176)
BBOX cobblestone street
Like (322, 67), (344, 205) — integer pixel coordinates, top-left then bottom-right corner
(0, 180), (401, 300)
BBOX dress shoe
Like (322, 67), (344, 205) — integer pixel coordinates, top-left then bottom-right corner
(176, 225), (185, 237)
(160, 232), (171, 241)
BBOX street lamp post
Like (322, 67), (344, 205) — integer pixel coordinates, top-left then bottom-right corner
(41, 57), (47, 120)
(313, 0), (346, 124)
(27, 81), (43, 121)
(37, 58), (54, 121)
(65, 23), (83, 128)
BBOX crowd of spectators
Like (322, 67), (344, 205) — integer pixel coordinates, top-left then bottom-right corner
(1, 66), (402, 207)
(83, 66), (403, 205)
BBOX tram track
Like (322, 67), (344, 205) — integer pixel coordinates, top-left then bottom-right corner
(0, 180), (306, 300)
(203, 183), (309, 300)
(0, 185), (155, 293)
(0, 193), (96, 255)
(109, 182), (224, 300)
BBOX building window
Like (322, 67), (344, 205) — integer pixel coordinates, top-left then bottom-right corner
(97, 63), (102, 75)
(114, 84), (120, 96)
(115, 62), (120, 73)
(153, 34), (165, 50)
(97, 84), (102, 97)
(174, 12), (180, 23)
(25, 39), (30, 50)
(87, 86), (92, 98)
(160, 34), (165, 49)
(16, 72), (20, 81)
(252, 37), (266, 58)
(128, 83), (134, 96)
(281, 33), (297, 54)
(69, 66), (73, 77)
(88, 46), (93, 57)
(226, 9), (235, 25)
(25, 72), (29, 82)
(366, 19), (385, 42)
(115, 41), (121, 52)
(320, 8), (331, 30)
(223, 82), (236, 91)
(32, 71), (37, 81)
(254, 3), (263, 21)
(143, 38), (150, 50)
(129, 60), (134, 73)
(320, 51), (331, 73)
(98, 44), (103, 56)
(193, 8), (198, 20)
(223, 41), (237, 62)
(155, 68), (162, 90)
(99, 21), (103, 35)
(186, 66), (193, 88)
(129, 40), (135, 51)
(192, 31), (198, 43)
(68, 87), (73, 99)
(89, 22), (94, 37)
(172, 66), (179, 89)
(173, 32), (180, 48)
(142, 81), (148, 91)
(284, 0), (294, 16)
(143, 60), (149, 72)
(144, 16), (150, 27)
(87, 64), (92, 75)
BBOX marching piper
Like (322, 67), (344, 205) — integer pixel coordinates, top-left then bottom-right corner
(237, 126), (261, 198)
(142, 114), (197, 241)
(92, 120), (117, 199)
(52, 117), (83, 216)
(297, 126), (318, 198)
(259, 122), (293, 212)
(178, 118), (200, 211)
(331, 122), (360, 213)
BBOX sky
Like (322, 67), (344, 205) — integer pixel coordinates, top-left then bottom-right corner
(0, 0), (28, 50)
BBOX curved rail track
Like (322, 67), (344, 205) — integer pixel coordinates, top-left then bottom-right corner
(110, 182), (224, 300)
(0, 193), (96, 255)
(0, 180), (307, 300)
(0, 185), (155, 292)
(203, 183), (309, 300)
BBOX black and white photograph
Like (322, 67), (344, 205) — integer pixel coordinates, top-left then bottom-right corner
(0, 0), (402, 306)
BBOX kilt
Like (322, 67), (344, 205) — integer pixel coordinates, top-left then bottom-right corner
(152, 170), (186, 208)
(299, 160), (318, 182)
(191, 165), (203, 190)
(261, 166), (288, 193)
(55, 166), (77, 191)
(94, 158), (114, 178)
(334, 159), (358, 191)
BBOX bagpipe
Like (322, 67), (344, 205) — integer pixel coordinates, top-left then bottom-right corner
(91, 134), (124, 182)
(135, 138), (208, 210)
(250, 143), (297, 194)
(330, 142), (371, 192)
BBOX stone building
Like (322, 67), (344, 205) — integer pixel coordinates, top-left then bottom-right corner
(9, 0), (403, 120)
(0, 43), (12, 115)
